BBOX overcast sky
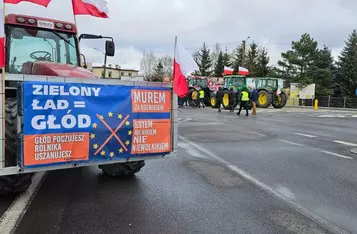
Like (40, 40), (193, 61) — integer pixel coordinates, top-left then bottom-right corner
(5, 0), (357, 70)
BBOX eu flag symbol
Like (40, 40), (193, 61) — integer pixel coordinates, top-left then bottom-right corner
(89, 112), (133, 159)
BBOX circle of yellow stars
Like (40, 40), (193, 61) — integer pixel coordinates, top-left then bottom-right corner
(91, 112), (132, 158)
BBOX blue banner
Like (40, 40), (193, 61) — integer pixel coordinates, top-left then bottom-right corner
(22, 81), (172, 168)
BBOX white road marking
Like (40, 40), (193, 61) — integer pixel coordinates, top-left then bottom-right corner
(0, 172), (47, 234)
(353, 115), (357, 118)
(334, 140), (357, 147)
(178, 135), (347, 234)
(280, 140), (305, 146)
(317, 115), (334, 118)
(320, 151), (353, 160)
(249, 132), (266, 137)
(294, 133), (317, 138)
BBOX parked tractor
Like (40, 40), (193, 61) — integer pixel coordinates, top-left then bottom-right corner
(256, 77), (287, 108)
(0, 14), (177, 194)
(185, 76), (213, 107)
(211, 76), (287, 110)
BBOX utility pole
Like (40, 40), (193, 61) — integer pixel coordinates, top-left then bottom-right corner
(241, 36), (250, 66)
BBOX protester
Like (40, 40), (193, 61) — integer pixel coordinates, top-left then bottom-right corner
(237, 87), (250, 116)
(251, 88), (259, 115)
(199, 89), (205, 108)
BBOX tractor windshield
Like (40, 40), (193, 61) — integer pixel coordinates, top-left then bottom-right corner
(189, 78), (207, 88)
(6, 26), (79, 73)
(257, 79), (277, 88)
(226, 78), (245, 88)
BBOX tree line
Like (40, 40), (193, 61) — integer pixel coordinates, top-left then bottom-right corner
(140, 30), (357, 98)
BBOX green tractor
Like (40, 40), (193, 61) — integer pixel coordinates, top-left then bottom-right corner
(210, 75), (247, 110)
(211, 76), (287, 110)
(255, 77), (287, 108)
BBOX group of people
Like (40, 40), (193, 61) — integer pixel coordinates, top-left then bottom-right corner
(178, 87), (259, 117)
(217, 87), (259, 116)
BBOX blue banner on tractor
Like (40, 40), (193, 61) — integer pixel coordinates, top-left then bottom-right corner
(22, 81), (172, 168)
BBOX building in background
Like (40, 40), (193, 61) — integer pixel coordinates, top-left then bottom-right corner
(87, 63), (140, 79)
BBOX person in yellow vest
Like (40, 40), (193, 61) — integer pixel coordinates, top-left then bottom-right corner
(237, 87), (250, 116)
(191, 90), (198, 108)
(199, 89), (205, 108)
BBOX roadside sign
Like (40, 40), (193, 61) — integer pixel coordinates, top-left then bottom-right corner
(22, 81), (172, 168)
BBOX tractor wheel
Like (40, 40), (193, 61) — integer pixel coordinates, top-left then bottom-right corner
(99, 161), (145, 177)
(0, 98), (34, 195)
(222, 90), (230, 110)
(188, 89), (198, 107)
(272, 93), (287, 109)
(257, 90), (272, 108)
(210, 94), (219, 109)
(230, 91), (239, 109)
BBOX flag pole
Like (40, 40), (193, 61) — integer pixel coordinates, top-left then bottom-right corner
(172, 36), (177, 83)
(71, 1), (82, 67)
(1, 1), (5, 168)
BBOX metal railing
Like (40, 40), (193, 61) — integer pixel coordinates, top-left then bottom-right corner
(286, 96), (357, 109)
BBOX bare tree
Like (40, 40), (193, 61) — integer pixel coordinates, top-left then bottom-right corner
(140, 50), (158, 81)
(211, 43), (221, 70)
(160, 55), (174, 77)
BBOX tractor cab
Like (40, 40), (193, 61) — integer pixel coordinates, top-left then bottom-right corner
(223, 75), (246, 91)
(188, 76), (208, 88)
(256, 78), (278, 91)
(4, 14), (114, 78)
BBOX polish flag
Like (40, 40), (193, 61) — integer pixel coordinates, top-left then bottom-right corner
(238, 66), (249, 75)
(4, 0), (51, 7)
(72, 0), (109, 18)
(0, 4), (4, 68)
(173, 38), (199, 97)
(223, 66), (234, 75)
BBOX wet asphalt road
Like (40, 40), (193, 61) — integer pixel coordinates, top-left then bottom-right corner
(1, 107), (357, 233)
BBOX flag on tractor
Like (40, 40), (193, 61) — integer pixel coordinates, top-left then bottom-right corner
(173, 38), (199, 98)
(72, 0), (109, 18)
(0, 4), (4, 68)
(4, 0), (51, 7)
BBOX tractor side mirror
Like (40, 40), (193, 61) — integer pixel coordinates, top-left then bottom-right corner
(105, 40), (115, 57)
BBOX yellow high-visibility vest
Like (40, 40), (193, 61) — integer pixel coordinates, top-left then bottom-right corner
(192, 91), (198, 100)
(199, 90), (205, 98)
(241, 91), (249, 101)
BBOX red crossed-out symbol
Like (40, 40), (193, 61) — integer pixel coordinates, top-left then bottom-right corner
(94, 114), (130, 155)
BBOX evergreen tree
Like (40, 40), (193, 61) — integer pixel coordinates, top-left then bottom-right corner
(246, 42), (259, 76)
(223, 47), (231, 67)
(277, 33), (318, 85)
(256, 47), (270, 77)
(232, 46), (244, 74)
(309, 45), (334, 96)
(335, 30), (357, 97)
(153, 61), (164, 82)
(195, 42), (213, 76)
(214, 51), (224, 77)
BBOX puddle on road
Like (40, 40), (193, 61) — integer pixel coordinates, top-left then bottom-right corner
(185, 160), (244, 188)
(269, 210), (330, 234)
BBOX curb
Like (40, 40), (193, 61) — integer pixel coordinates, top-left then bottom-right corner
(284, 106), (357, 111)
(350, 148), (357, 155)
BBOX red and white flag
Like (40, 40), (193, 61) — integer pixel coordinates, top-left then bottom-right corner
(0, 4), (4, 68)
(72, 0), (109, 18)
(238, 66), (249, 75)
(4, 0), (51, 7)
(173, 38), (199, 97)
(223, 66), (234, 75)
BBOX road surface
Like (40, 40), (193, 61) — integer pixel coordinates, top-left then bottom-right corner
(1, 107), (356, 234)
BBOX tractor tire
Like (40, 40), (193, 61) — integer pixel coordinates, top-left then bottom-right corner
(99, 161), (145, 177)
(230, 91), (239, 109)
(272, 93), (288, 109)
(257, 90), (272, 108)
(188, 89), (198, 107)
(222, 90), (230, 110)
(0, 98), (34, 195)
(210, 94), (219, 109)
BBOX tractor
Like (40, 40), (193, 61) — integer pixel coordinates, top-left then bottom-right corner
(185, 76), (213, 107)
(210, 75), (247, 110)
(255, 77), (287, 108)
(211, 76), (287, 110)
(0, 14), (177, 194)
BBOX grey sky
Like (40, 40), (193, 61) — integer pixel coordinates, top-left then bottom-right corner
(5, 0), (357, 69)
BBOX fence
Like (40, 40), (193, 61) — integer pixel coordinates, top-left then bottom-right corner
(286, 96), (357, 109)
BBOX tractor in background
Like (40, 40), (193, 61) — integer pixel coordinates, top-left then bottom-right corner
(211, 76), (287, 110)
(256, 77), (287, 109)
(185, 76), (213, 107)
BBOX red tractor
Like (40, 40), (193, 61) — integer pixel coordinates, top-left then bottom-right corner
(185, 76), (214, 107)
